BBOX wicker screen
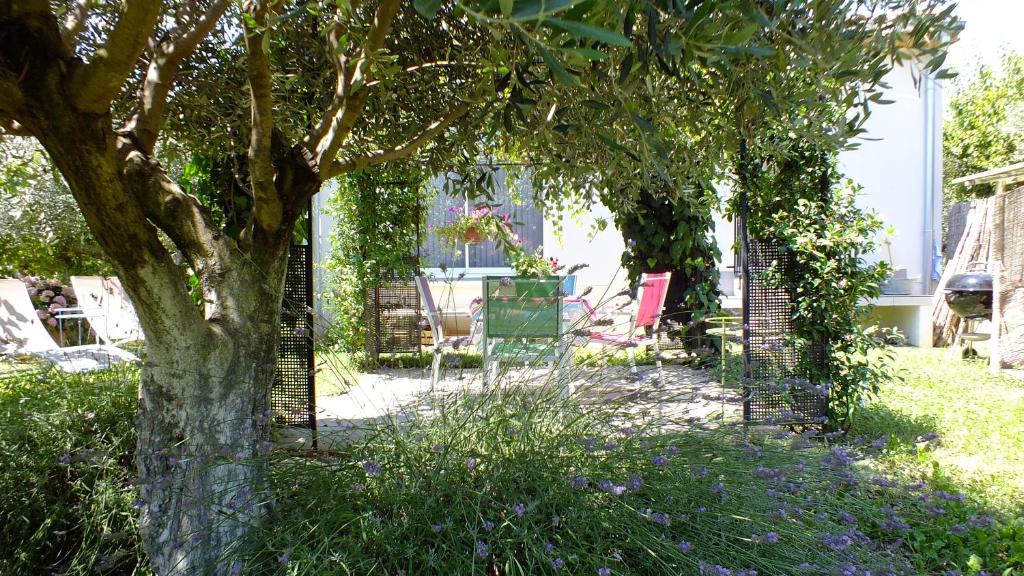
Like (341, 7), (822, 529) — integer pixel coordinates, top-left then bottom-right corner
(742, 239), (827, 425)
(366, 272), (422, 354)
(272, 244), (316, 431)
(993, 187), (1024, 368)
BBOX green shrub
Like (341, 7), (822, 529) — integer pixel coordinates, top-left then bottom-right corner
(739, 143), (892, 431)
(0, 367), (147, 575)
(0, 142), (112, 279)
(321, 166), (424, 356)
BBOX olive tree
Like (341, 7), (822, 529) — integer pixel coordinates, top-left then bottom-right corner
(0, 0), (958, 572)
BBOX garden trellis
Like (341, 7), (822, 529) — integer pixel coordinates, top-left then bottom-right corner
(272, 243), (316, 438)
(739, 227), (829, 426)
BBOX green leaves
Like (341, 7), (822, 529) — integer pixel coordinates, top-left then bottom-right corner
(542, 18), (631, 47)
(535, 42), (579, 86)
(413, 0), (442, 19)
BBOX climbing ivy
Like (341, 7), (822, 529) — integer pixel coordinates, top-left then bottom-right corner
(322, 165), (425, 357)
(613, 185), (721, 348)
(738, 142), (892, 431)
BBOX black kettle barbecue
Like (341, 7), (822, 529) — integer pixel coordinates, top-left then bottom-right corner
(944, 268), (993, 320)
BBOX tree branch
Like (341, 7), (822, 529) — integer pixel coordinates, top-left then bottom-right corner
(126, 0), (230, 153)
(69, 0), (162, 113)
(325, 100), (475, 177)
(243, 0), (283, 234)
(306, 0), (402, 168)
(0, 118), (32, 137)
(60, 0), (92, 52)
(118, 134), (234, 275)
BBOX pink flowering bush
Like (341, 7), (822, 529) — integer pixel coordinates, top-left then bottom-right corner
(17, 274), (79, 345)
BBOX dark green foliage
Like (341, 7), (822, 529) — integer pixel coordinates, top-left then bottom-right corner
(739, 144), (891, 430)
(0, 368), (147, 575)
(177, 154), (255, 241)
(613, 185), (721, 343)
(322, 165), (425, 357)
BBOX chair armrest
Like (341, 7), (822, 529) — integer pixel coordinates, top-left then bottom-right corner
(55, 307), (109, 321)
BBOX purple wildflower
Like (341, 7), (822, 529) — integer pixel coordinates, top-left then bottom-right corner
(482, 519), (495, 532)
(678, 540), (692, 552)
(629, 474), (643, 492)
(277, 552), (290, 564)
(351, 482), (365, 493)
(570, 475), (589, 490)
(599, 569), (612, 576)
(648, 511), (671, 526)
(431, 523), (444, 533)
(652, 455), (669, 467)
(764, 532), (779, 544)
(552, 558), (564, 570)
(544, 540), (555, 554)
(475, 540), (489, 558)
(362, 461), (382, 476)
(819, 532), (853, 551)
(513, 502), (526, 517)
(466, 457), (478, 470)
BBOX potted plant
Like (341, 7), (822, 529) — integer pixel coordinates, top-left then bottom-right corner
(508, 246), (558, 277)
(434, 206), (513, 247)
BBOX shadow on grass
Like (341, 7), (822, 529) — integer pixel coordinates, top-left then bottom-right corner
(851, 401), (941, 447)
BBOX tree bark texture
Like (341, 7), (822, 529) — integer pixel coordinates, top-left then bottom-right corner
(2, 20), (305, 571)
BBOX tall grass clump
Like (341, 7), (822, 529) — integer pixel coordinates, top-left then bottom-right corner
(0, 366), (147, 575)
(223, 359), (1015, 576)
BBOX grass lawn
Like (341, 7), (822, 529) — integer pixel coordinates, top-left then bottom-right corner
(3, 345), (1023, 574)
(855, 347), (1024, 512)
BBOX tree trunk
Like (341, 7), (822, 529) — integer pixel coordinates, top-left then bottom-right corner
(30, 118), (297, 574)
(136, 303), (282, 574)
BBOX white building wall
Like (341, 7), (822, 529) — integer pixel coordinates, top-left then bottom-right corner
(542, 201), (630, 302)
(835, 64), (942, 296)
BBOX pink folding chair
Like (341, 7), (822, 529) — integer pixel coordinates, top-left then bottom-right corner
(588, 272), (671, 383)
(414, 276), (470, 388)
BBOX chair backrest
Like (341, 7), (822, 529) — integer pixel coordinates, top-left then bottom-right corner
(71, 276), (142, 344)
(634, 272), (672, 330)
(562, 275), (577, 296)
(414, 276), (444, 343)
(0, 278), (59, 353)
(482, 276), (561, 339)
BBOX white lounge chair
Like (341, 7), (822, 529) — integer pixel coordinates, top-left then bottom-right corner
(0, 279), (139, 373)
(69, 276), (144, 345)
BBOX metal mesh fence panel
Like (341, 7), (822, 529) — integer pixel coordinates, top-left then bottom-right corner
(272, 244), (316, 431)
(366, 272), (422, 355)
(742, 239), (828, 425)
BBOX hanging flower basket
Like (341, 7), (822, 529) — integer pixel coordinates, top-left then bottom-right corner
(435, 206), (513, 248)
